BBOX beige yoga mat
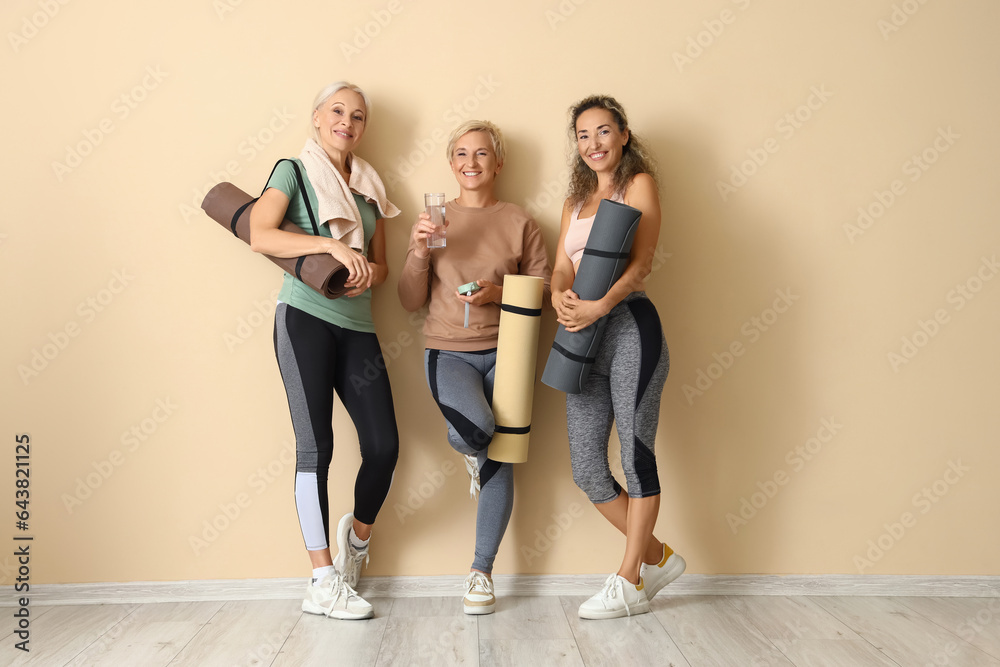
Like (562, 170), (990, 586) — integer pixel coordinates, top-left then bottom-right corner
(488, 275), (545, 464)
(201, 181), (350, 299)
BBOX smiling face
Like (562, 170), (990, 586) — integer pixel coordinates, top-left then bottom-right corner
(575, 107), (629, 175)
(449, 130), (502, 194)
(312, 88), (367, 156)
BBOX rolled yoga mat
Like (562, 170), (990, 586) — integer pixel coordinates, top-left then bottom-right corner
(541, 199), (643, 394)
(488, 274), (545, 464)
(201, 182), (350, 299)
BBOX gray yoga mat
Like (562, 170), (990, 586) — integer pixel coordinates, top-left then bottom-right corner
(541, 199), (643, 394)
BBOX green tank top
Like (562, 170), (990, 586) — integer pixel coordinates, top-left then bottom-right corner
(265, 159), (377, 332)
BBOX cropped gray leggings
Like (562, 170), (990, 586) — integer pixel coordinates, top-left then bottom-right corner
(567, 293), (668, 503)
(425, 348), (514, 574)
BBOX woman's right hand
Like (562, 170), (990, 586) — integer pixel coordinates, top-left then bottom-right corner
(552, 288), (577, 321)
(410, 212), (448, 260)
(325, 237), (373, 291)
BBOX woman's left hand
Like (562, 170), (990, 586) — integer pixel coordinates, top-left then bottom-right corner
(556, 292), (609, 332)
(457, 280), (501, 306)
(344, 284), (369, 297)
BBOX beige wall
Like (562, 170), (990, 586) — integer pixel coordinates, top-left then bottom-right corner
(3, 0), (998, 585)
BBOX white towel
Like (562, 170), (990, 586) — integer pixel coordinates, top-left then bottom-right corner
(298, 138), (401, 250)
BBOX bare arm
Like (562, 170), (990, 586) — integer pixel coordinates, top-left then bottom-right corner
(551, 199), (579, 320)
(249, 187), (333, 258)
(555, 175), (660, 332)
(603, 173), (660, 308)
(249, 187), (372, 291)
(343, 218), (387, 297)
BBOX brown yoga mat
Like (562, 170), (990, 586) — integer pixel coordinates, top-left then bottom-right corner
(200, 182), (350, 299)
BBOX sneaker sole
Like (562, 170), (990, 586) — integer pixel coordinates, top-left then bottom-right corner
(645, 554), (687, 601)
(463, 600), (496, 615)
(578, 600), (650, 620)
(302, 598), (374, 620)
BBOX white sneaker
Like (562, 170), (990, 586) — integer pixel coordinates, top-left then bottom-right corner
(463, 571), (495, 615)
(302, 572), (374, 620)
(578, 574), (650, 620)
(464, 454), (481, 500)
(332, 513), (369, 589)
(641, 546), (686, 601)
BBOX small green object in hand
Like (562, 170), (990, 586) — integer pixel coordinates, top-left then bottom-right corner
(458, 281), (481, 296)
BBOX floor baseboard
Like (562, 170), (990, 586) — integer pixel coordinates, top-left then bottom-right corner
(7, 574), (998, 606)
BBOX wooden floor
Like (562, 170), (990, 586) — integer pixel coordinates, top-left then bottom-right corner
(3, 593), (1000, 666)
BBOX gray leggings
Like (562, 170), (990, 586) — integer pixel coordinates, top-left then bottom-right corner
(567, 293), (668, 503)
(424, 348), (514, 574)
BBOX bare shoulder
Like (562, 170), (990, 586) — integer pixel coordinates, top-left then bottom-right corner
(625, 173), (657, 200)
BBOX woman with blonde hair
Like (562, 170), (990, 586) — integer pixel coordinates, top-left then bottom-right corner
(399, 119), (551, 615)
(250, 81), (400, 620)
(551, 94), (685, 619)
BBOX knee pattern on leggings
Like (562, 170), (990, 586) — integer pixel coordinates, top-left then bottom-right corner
(424, 349), (513, 572)
(425, 349), (496, 454)
(567, 294), (668, 502)
(621, 297), (668, 496)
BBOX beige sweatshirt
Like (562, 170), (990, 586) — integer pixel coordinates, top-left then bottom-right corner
(397, 200), (552, 351)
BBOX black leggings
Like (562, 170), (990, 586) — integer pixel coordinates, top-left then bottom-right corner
(273, 303), (399, 550)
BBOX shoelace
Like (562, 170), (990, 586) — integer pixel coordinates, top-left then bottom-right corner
(465, 571), (493, 596)
(599, 574), (633, 617)
(320, 574), (361, 616)
(345, 547), (370, 582)
(464, 455), (481, 500)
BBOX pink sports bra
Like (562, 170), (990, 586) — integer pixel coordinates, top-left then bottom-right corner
(564, 193), (624, 266)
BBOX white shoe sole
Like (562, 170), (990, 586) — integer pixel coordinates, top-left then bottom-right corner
(302, 598), (374, 620)
(578, 600), (650, 620)
(463, 600), (496, 615)
(645, 553), (686, 601)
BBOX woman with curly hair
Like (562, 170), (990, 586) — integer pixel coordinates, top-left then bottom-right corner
(551, 95), (685, 619)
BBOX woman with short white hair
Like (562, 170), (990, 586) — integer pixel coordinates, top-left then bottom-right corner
(250, 81), (400, 620)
